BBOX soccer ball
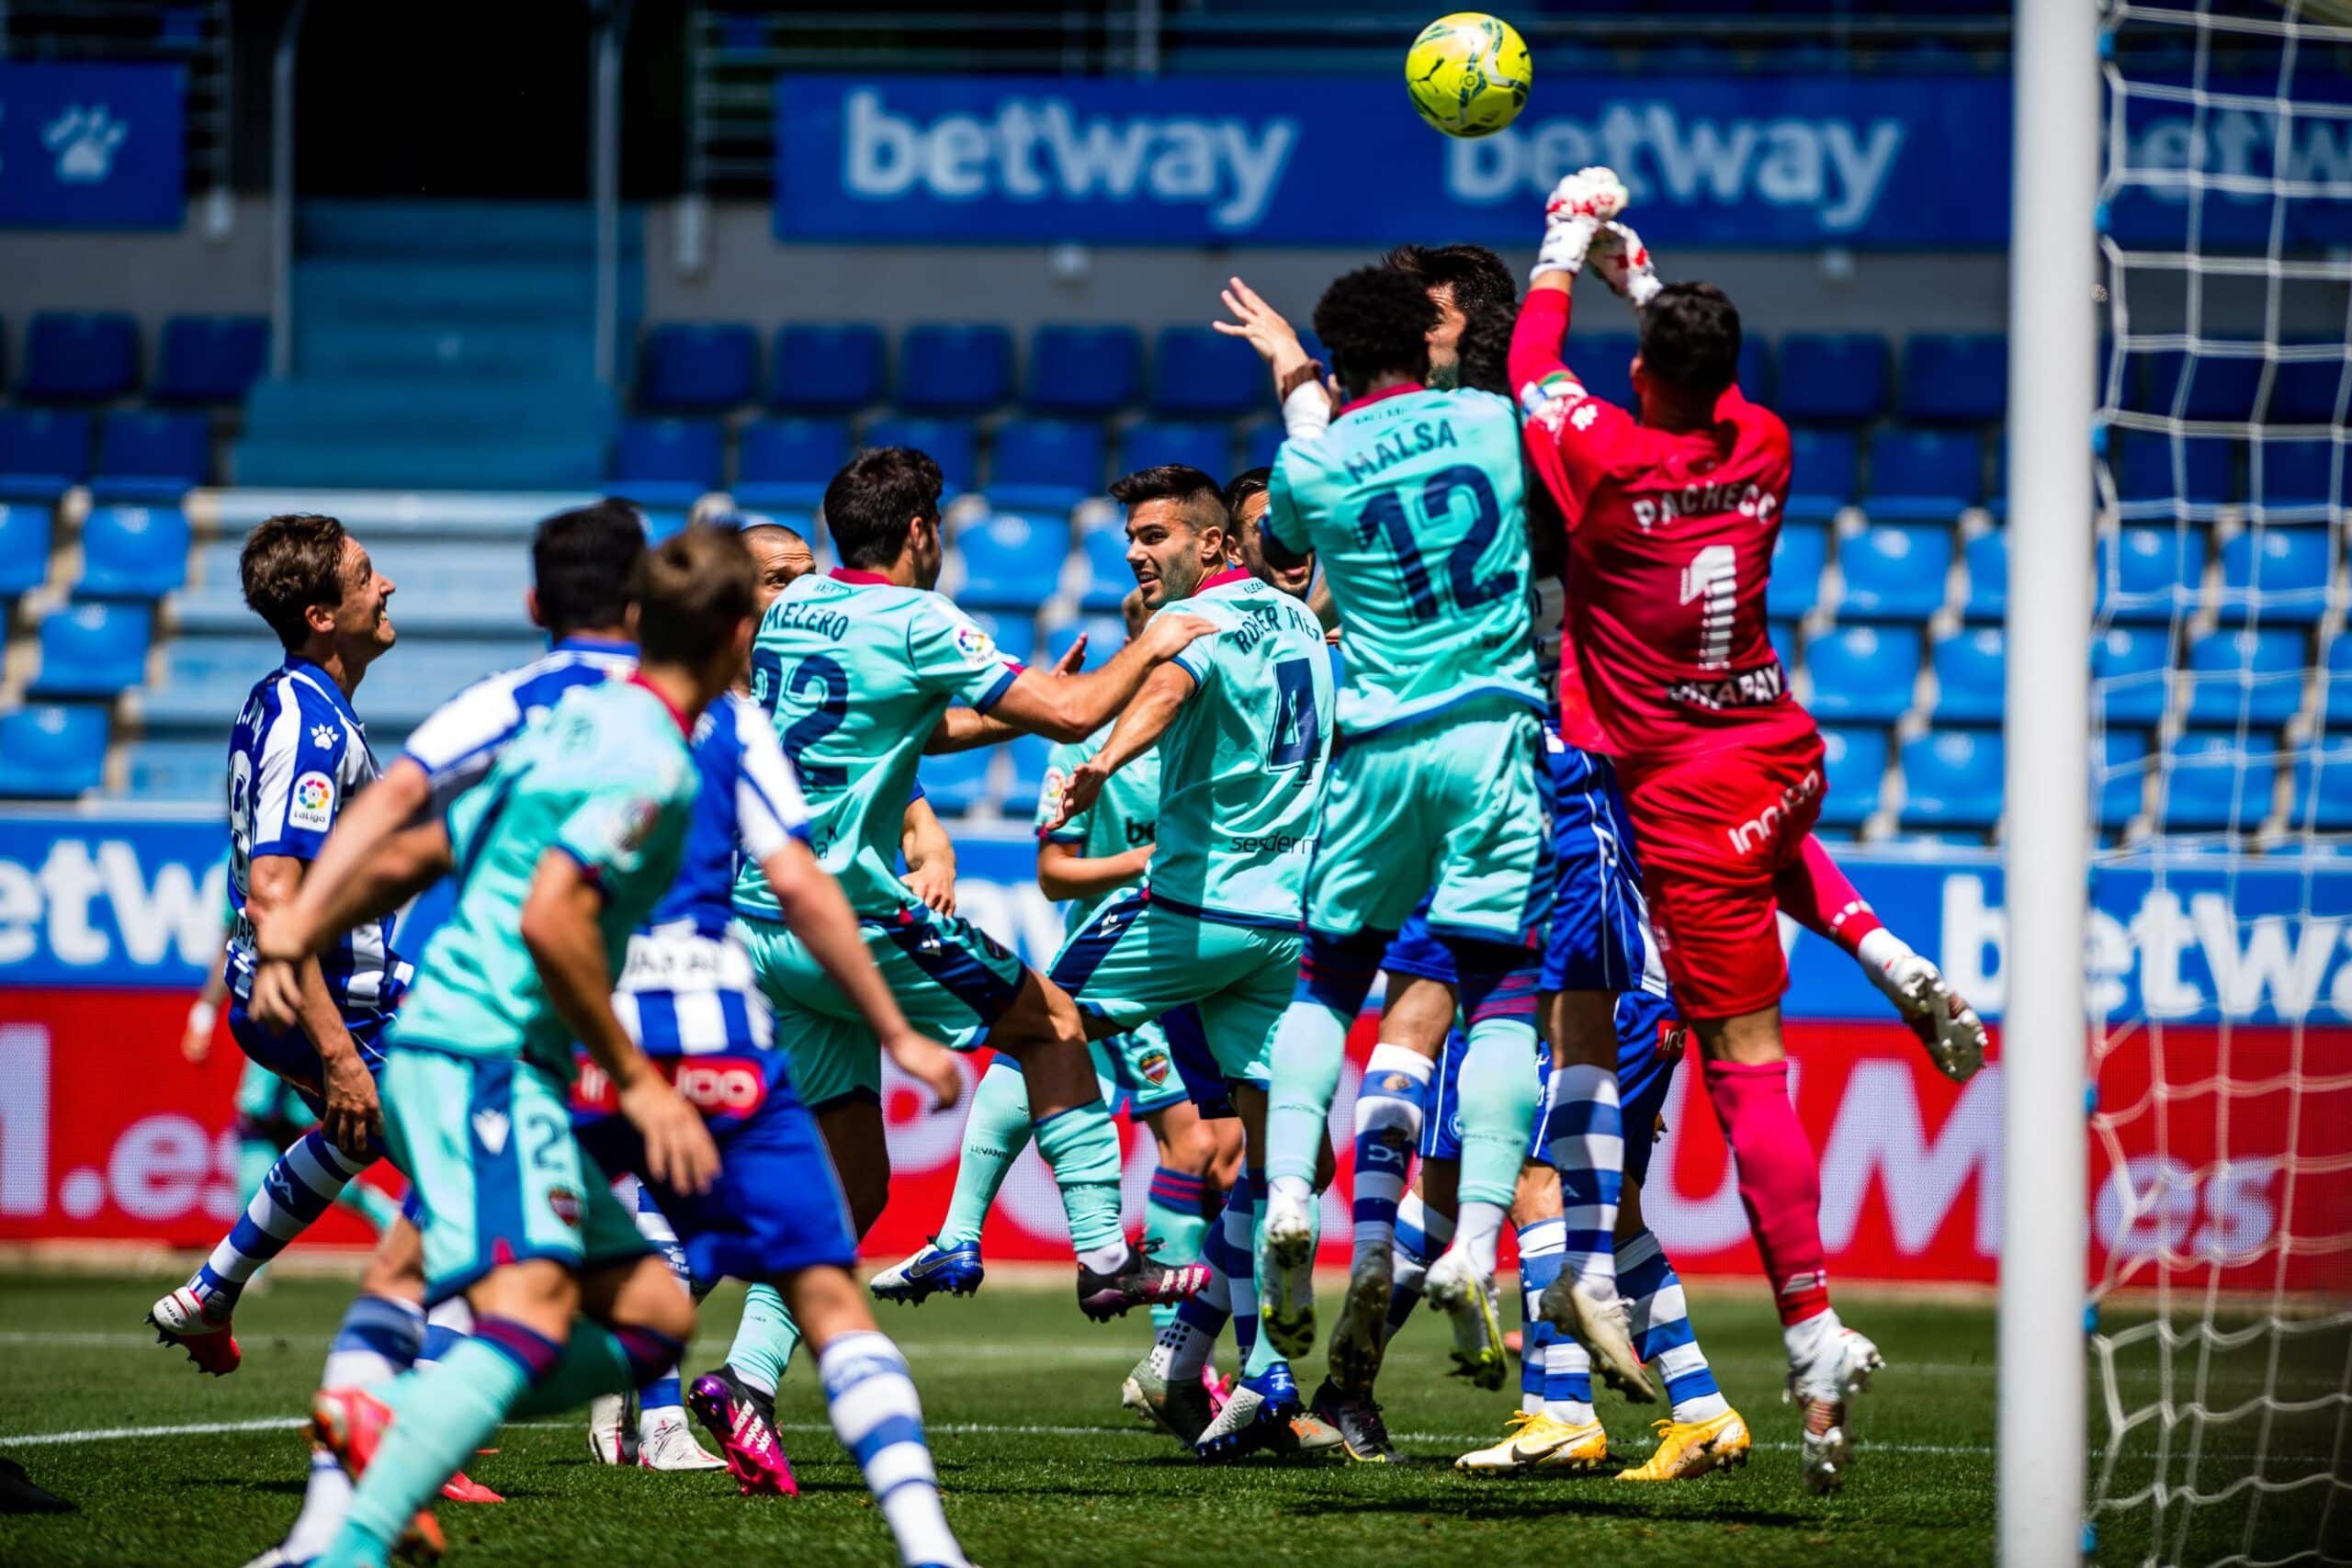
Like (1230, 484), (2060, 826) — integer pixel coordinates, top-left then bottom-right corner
(1404, 12), (1532, 140)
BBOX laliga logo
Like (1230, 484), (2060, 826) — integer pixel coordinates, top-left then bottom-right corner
(294, 776), (334, 813)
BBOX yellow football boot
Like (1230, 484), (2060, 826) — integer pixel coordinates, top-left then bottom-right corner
(1454, 1410), (1609, 1474)
(1614, 1409), (1752, 1481)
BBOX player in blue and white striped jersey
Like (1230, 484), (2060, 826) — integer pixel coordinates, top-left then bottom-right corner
(149, 513), (405, 1379)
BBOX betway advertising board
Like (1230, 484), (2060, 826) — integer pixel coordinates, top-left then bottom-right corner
(775, 72), (2352, 249)
(3, 810), (2346, 1288)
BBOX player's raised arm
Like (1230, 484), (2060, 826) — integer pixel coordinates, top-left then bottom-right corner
(982, 612), (1215, 743)
(1046, 663), (1193, 836)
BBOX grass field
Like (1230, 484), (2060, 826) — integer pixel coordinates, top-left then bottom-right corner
(0, 1268), (2339, 1566)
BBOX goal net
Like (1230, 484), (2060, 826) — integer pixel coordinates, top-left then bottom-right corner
(2086, 2), (2352, 1562)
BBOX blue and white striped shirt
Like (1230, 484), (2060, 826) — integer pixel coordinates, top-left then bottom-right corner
(398, 636), (639, 809)
(225, 657), (401, 1010)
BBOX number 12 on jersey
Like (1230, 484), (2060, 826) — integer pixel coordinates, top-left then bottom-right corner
(1352, 464), (1517, 624)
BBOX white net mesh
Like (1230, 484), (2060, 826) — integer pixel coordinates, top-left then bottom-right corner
(2090, 3), (2352, 1562)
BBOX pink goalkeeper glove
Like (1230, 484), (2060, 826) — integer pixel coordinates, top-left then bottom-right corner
(1589, 220), (1662, 308)
(1533, 165), (1631, 282)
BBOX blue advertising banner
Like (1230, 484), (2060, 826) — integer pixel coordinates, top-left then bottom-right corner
(4, 811), (2348, 1027)
(0, 63), (185, 230)
(775, 73), (2009, 248)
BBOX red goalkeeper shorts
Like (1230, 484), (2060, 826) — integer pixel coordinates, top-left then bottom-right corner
(1622, 729), (1827, 1021)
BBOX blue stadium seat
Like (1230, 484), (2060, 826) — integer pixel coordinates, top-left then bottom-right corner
(1076, 523), (1135, 613)
(735, 417), (849, 510)
(1029, 324), (1143, 416)
(1117, 422), (1232, 480)
(2267, 344), (2346, 425)
(2132, 347), (2263, 423)
(916, 749), (992, 816)
(0, 503), (50, 599)
(2098, 525), (2204, 625)
(29, 602), (150, 698)
(1768, 522), (1828, 618)
(2093, 626), (2172, 726)
(2159, 732), (2278, 834)
(1931, 627), (2006, 724)
(1006, 732), (1054, 811)
(2183, 627), (2307, 727)
(1737, 336), (1773, 401)
(77, 505), (190, 600)
(1787, 429), (1860, 522)
(2098, 730), (2152, 831)
(20, 311), (138, 402)
(0, 705), (107, 798)
(961, 609), (1038, 666)
(770, 323), (887, 412)
(1901, 333), (2007, 423)
(1864, 429), (1982, 518)
(2216, 527), (2335, 626)
(0, 409), (93, 502)
(1769, 620), (1800, 670)
(1046, 613), (1125, 671)
(899, 324), (1014, 415)
(92, 411), (209, 502)
(1837, 523), (1953, 620)
(1573, 334), (1638, 412)
(124, 738), (230, 802)
(1804, 625), (1918, 722)
(2290, 736), (2352, 833)
(153, 314), (269, 404)
(989, 419), (1106, 513)
(2251, 438), (2336, 514)
(612, 418), (723, 507)
(1901, 728), (2005, 831)
(1775, 333), (1889, 423)
(639, 322), (759, 412)
(1152, 327), (1265, 420)
(2117, 434), (2236, 513)
(865, 417), (978, 496)
(1962, 530), (2007, 621)
(955, 512), (1070, 610)
(1816, 726), (1888, 829)
(2328, 633), (2352, 728)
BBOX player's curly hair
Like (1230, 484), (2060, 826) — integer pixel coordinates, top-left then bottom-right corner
(1638, 281), (1742, 402)
(241, 513), (350, 650)
(1383, 243), (1516, 316)
(1312, 266), (1437, 397)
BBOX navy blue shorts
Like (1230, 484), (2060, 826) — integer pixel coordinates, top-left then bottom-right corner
(1160, 1004), (1235, 1119)
(229, 998), (398, 1162)
(576, 1077), (860, 1284)
(1540, 740), (1664, 997)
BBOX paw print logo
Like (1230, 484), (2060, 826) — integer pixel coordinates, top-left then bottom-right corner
(311, 723), (337, 750)
(43, 105), (128, 184)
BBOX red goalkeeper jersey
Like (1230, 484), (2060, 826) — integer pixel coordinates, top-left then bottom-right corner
(1510, 288), (1818, 772)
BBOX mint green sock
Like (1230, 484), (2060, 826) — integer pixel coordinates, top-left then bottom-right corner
(1033, 1101), (1125, 1255)
(504, 1319), (646, 1417)
(938, 1058), (1035, 1248)
(1238, 1189), (1286, 1379)
(1265, 1000), (1348, 1188)
(727, 1281), (802, 1395)
(334, 1179), (401, 1235)
(1143, 1184), (1211, 1333)
(1456, 1018), (1542, 1206)
(323, 1340), (527, 1568)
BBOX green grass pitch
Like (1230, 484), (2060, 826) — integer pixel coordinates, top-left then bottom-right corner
(0, 1269), (2337, 1565)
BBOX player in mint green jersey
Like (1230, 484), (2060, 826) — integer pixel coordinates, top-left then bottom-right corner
(302, 528), (751, 1568)
(1039, 464), (1340, 1461)
(734, 446), (1218, 1322)
(1254, 265), (1553, 1384)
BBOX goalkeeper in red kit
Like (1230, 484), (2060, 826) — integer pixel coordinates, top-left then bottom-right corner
(1507, 166), (1885, 1495)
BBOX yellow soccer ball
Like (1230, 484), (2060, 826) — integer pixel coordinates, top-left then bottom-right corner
(1405, 12), (1532, 139)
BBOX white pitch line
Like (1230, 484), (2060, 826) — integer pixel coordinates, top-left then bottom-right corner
(3, 1416), (307, 1448)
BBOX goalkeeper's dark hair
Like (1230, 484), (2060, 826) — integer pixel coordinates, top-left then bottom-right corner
(1384, 243), (1517, 316)
(1454, 301), (1515, 397)
(532, 499), (646, 638)
(1312, 266), (1436, 397)
(1110, 464), (1227, 536)
(825, 446), (944, 570)
(1222, 466), (1272, 523)
(1637, 281), (1742, 402)
(631, 524), (756, 667)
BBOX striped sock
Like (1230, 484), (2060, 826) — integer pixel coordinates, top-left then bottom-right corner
(1515, 1218), (1565, 1416)
(331, 1338), (531, 1568)
(819, 1331), (967, 1568)
(1621, 1227), (1731, 1424)
(322, 1293), (424, 1392)
(1156, 1174), (1253, 1382)
(419, 1298), (471, 1367)
(1144, 1167), (1211, 1333)
(192, 1129), (370, 1309)
(1351, 1044), (1432, 1269)
(1544, 1063), (1624, 1297)
(1543, 1333), (1596, 1427)
(1386, 1190), (1451, 1337)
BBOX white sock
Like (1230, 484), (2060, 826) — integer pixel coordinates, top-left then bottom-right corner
(820, 1331), (967, 1568)
(1151, 1317), (1214, 1382)
(1267, 1174), (1316, 1212)
(280, 1446), (355, 1559)
(1077, 1239), (1130, 1274)
(1455, 1200), (1507, 1279)
(1784, 1304), (1844, 1391)
(1544, 1337), (1597, 1427)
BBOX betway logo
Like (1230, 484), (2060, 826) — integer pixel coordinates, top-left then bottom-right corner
(842, 88), (1297, 231)
(0, 840), (226, 973)
(2130, 106), (2352, 203)
(1449, 104), (1905, 231)
(1939, 875), (2352, 1022)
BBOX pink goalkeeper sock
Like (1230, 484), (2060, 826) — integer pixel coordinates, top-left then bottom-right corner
(1702, 1058), (1831, 1326)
